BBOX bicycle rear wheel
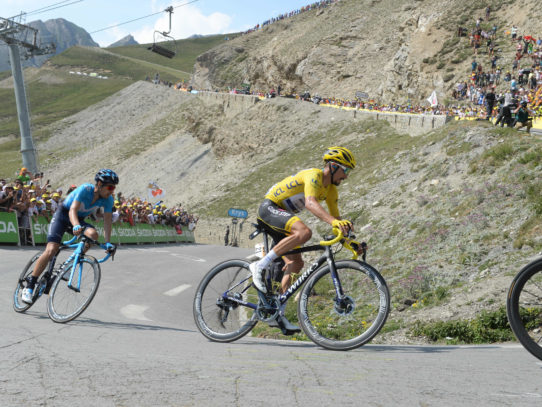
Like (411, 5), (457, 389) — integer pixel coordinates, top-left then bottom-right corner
(193, 259), (258, 342)
(13, 252), (41, 313)
(298, 260), (390, 351)
(47, 256), (101, 323)
(507, 258), (542, 361)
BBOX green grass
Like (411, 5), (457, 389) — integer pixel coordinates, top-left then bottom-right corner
(0, 71), (11, 81)
(50, 46), (187, 83)
(0, 74), (131, 175)
(107, 34), (239, 74)
(0, 33), (229, 176)
(410, 307), (515, 344)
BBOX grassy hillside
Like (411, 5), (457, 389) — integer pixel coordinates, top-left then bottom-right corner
(49, 46), (189, 82)
(107, 34), (239, 74)
(0, 34), (231, 174)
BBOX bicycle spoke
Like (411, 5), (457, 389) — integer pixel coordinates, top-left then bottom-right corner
(13, 253), (41, 313)
(299, 260), (389, 351)
(47, 258), (101, 323)
(193, 260), (258, 342)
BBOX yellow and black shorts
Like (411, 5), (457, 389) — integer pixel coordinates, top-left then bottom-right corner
(257, 199), (300, 244)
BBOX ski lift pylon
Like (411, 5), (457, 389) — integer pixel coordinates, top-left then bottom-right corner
(148, 6), (176, 59)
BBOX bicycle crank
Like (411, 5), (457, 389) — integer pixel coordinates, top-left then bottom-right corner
(256, 291), (280, 322)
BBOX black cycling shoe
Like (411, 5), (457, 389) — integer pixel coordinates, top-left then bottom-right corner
(275, 315), (301, 334)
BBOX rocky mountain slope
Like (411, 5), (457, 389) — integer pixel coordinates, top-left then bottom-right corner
(108, 35), (139, 48)
(192, 0), (541, 103)
(0, 18), (98, 72)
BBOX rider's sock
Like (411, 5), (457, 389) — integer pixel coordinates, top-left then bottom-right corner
(258, 249), (278, 270)
(26, 275), (37, 289)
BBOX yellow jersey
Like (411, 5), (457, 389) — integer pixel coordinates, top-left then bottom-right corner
(264, 168), (340, 217)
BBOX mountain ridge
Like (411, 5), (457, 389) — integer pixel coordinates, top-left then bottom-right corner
(0, 18), (98, 72)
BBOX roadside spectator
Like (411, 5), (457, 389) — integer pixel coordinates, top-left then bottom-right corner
(485, 87), (496, 120)
(224, 225), (230, 246)
(511, 25), (518, 42)
(512, 101), (535, 133)
(0, 185), (15, 212)
(17, 168), (32, 184)
(51, 192), (61, 212)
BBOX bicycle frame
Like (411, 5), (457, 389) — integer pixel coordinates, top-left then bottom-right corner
(60, 234), (112, 292)
(221, 228), (345, 311)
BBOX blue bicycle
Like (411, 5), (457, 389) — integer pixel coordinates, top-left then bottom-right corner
(13, 231), (115, 323)
(193, 225), (390, 351)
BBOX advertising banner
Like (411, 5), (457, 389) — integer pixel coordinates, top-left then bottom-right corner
(0, 212), (20, 244)
(15, 217), (195, 246)
(30, 216), (51, 244)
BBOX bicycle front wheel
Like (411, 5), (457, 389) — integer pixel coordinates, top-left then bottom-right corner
(298, 260), (390, 351)
(507, 258), (542, 361)
(47, 256), (101, 323)
(193, 259), (258, 342)
(13, 252), (42, 313)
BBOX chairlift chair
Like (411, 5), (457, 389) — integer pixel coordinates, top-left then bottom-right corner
(148, 6), (177, 59)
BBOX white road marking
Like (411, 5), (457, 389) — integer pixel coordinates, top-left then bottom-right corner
(163, 284), (191, 296)
(120, 304), (152, 321)
(169, 253), (206, 262)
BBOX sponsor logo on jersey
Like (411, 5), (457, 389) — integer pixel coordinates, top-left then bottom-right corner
(273, 187), (286, 197)
(286, 180), (301, 190)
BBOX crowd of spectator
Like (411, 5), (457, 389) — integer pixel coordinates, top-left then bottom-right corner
(0, 168), (197, 245)
(110, 193), (198, 232)
(241, 0), (341, 35)
(451, 8), (542, 126)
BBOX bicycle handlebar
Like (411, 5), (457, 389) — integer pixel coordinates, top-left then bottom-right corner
(62, 228), (115, 263)
(319, 227), (343, 246)
(319, 228), (366, 261)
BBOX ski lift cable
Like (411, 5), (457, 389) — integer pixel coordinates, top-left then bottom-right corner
(26, 0), (85, 17)
(90, 0), (199, 35)
(8, 0), (85, 20)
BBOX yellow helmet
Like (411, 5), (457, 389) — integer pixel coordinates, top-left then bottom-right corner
(323, 146), (356, 169)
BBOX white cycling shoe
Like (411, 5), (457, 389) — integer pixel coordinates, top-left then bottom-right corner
(21, 287), (34, 304)
(249, 262), (267, 293)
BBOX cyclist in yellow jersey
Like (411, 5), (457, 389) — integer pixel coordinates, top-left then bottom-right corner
(250, 146), (356, 332)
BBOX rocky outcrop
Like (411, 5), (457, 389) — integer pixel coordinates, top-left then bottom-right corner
(191, 0), (541, 103)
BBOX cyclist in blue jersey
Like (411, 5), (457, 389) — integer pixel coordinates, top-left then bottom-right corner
(21, 169), (119, 304)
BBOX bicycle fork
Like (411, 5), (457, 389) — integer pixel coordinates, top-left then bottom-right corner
(66, 251), (83, 293)
(326, 247), (355, 315)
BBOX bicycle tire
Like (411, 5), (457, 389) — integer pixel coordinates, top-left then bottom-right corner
(193, 259), (258, 342)
(13, 252), (42, 313)
(298, 260), (390, 351)
(507, 258), (542, 361)
(47, 256), (101, 323)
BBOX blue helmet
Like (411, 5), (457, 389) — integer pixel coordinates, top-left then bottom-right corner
(95, 169), (119, 185)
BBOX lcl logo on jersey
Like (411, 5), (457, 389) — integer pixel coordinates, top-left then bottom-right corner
(286, 180), (301, 190)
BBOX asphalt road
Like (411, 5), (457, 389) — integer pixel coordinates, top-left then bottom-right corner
(1, 244), (541, 407)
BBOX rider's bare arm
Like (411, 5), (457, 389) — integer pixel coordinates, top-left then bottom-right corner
(69, 201), (82, 234)
(103, 212), (113, 243)
(305, 195), (335, 224)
